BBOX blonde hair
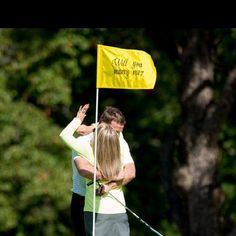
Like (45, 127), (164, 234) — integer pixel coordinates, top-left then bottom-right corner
(92, 123), (122, 180)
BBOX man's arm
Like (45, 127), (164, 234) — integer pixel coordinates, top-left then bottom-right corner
(74, 156), (102, 180)
(76, 124), (96, 136)
(119, 136), (136, 186)
(74, 157), (136, 196)
(96, 162), (136, 195)
(109, 162), (136, 187)
(122, 162), (136, 185)
(95, 162), (135, 196)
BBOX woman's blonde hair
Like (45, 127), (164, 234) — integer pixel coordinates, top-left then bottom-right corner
(92, 123), (122, 180)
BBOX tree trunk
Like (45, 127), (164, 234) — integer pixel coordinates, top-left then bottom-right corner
(174, 28), (236, 236)
(176, 29), (220, 236)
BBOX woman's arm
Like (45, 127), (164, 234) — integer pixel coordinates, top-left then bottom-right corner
(59, 104), (93, 163)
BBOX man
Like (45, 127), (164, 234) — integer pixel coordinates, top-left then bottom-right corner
(70, 105), (136, 236)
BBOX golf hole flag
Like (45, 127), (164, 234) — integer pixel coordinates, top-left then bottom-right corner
(96, 44), (157, 89)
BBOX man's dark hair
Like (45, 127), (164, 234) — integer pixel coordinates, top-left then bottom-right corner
(99, 106), (126, 125)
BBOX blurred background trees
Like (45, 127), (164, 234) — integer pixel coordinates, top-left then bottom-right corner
(0, 28), (236, 236)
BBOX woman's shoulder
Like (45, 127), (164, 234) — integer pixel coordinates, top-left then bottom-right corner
(75, 136), (94, 161)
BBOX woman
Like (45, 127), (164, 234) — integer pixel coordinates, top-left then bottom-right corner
(60, 104), (130, 236)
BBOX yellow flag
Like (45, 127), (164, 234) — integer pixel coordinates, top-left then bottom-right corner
(96, 44), (157, 89)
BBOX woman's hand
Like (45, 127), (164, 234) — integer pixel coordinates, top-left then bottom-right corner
(76, 104), (89, 123)
(96, 183), (111, 196)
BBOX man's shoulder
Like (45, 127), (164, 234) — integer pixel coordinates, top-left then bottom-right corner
(119, 132), (128, 144)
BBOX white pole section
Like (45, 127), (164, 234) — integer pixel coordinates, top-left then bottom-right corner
(92, 88), (99, 236)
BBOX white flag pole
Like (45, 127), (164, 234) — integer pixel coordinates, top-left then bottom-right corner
(92, 88), (99, 236)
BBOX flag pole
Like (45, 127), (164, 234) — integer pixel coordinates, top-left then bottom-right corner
(92, 88), (99, 236)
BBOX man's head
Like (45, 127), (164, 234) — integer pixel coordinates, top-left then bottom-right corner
(99, 106), (126, 133)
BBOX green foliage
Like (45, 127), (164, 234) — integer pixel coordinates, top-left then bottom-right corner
(218, 123), (236, 224)
(0, 99), (71, 235)
(160, 220), (181, 236)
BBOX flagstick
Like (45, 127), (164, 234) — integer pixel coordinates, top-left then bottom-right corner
(92, 88), (99, 236)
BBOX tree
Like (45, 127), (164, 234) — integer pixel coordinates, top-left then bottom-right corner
(153, 29), (236, 236)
